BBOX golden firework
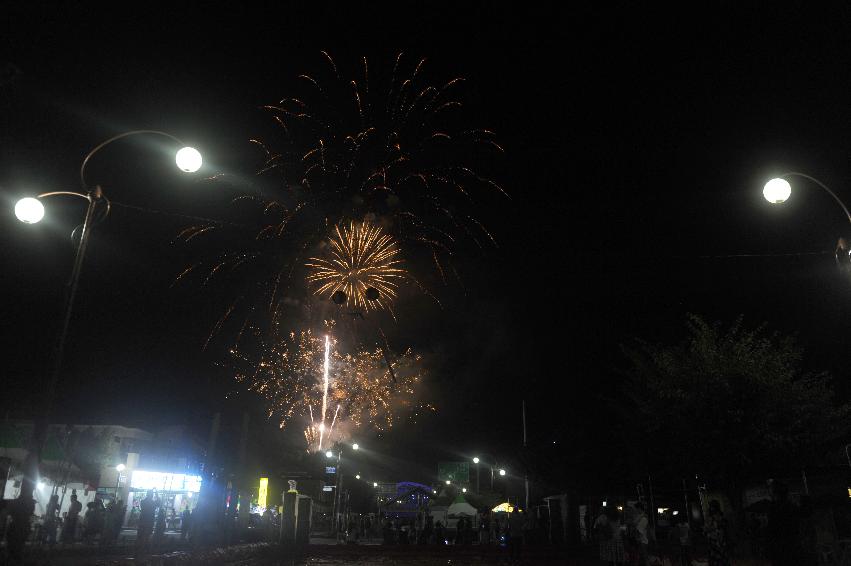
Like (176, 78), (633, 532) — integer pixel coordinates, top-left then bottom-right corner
(306, 221), (406, 311)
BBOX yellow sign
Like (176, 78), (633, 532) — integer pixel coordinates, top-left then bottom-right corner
(492, 502), (515, 513)
(259, 477), (269, 508)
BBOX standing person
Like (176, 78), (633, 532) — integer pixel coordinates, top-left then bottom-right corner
(44, 494), (60, 545)
(635, 502), (650, 566)
(675, 515), (691, 566)
(508, 509), (526, 560)
(766, 481), (801, 566)
(595, 507), (612, 563)
(62, 492), (82, 543)
(705, 500), (730, 566)
(181, 506), (191, 540)
(154, 501), (167, 542)
(435, 520), (446, 545)
(480, 512), (491, 545)
(136, 490), (156, 553)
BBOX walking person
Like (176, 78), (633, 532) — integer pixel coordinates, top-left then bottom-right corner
(633, 503), (650, 566)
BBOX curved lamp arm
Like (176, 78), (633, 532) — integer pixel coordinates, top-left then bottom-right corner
(781, 171), (851, 225)
(80, 130), (185, 189)
(37, 187), (110, 220)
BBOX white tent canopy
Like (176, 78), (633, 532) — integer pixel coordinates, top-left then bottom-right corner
(447, 499), (478, 517)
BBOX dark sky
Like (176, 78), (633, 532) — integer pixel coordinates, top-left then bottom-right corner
(4, 3), (851, 492)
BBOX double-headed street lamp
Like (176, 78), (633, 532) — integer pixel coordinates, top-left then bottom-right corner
(13, 130), (202, 492)
(471, 455), (506, 492)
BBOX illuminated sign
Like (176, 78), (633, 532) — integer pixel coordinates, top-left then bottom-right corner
(492, 502), (515, 513)
(323, 485), (334, 491)
(325, 466), (336, 474)
(258, 478), (268, 508)
(130, 470), (202, 493)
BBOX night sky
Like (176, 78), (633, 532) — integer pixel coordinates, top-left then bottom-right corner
(4, 3), (851, 493)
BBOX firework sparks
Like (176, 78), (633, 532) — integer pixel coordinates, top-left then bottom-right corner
(227, 326), (427, 452)
(306, 221), (406, 311)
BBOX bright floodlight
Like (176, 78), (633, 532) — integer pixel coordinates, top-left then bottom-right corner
(462, 488), (467, 493)
(355, 474), (361, 480)
(473, 457), (480, 464)
(499, 469), (506, 476)
(326, 450), (334, 458)
(373, 482), (378, 488)
(445, 480), (451, 485)
(116, 464), (126, 472)
(763, 177), (791, 204)
(352, 443), (359, 450)
(175, 146), (202, 173)
(37, 481), (46, 490)
(15, 197), (45, 224)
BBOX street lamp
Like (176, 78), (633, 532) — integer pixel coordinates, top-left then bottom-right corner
(115, 464), (126, 472)
(499, 469), (507, 476)
(352, 443), (359, 450)
(326, 451), (334, 458)
(12, 130), (202, 499)
(762, 173), (851, 223)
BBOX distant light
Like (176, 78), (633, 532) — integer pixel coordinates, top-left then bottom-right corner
(602, 501), (607, 507)
(116, 463), (126, 472)
(37, 481), (45, 490)
(373, 482), (378, 488)
(187, 492), (193, 498)
(446, 480), (451, 485)
(673, 510), (679, 516)
(499, 469), (506, 476)
(462, 488), (467, 493)
(355, 474), (361, 480)
(473, 457), (479, 464)
(352, 443), (359, 450)
(433, 490), (437, 494)
(15, 197), (45, 224)
(617, 505), (623, 511)
(176, 147), (202, 173)
(326, 451), (334, 458)
(763, 177), (791, 204)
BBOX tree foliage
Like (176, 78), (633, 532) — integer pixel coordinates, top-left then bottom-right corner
(622, 314), (851, 488)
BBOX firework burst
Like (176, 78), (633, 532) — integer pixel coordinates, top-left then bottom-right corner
(176, 52), (504, 348)
(306, 220), (405, 312)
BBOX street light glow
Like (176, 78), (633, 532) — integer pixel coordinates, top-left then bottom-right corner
(116, 463), (126, 472)
(352, 443), (359, 450)
(15, 197), (45, 224)
(175, 146), (202, 173)
(326, 450), (334, 458)
(445, 480), (450, 485)
(763, 177), (792, 204)
(355, 474), (361, 480)
(462, 487), (467, 493)
(473, 457), (479, 464)
(373, 482), (378, 487)
(37, 481), (45, 490)
(499, 469), (506, 476)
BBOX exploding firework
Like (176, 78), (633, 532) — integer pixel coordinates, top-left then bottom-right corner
(306, 220), (405, 312)
(176, 52), (504, 348)
(227, 326), (429, 451)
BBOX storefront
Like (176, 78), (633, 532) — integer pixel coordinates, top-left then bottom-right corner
(124, 470), (202, 530)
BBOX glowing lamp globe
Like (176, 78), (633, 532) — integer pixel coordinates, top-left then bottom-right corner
(15, 197), (45, 224)
(352, 443), (359, 450)
(499, 469), (506, 476)
(116, 463), (126, 472)
(175, 147), (202, 173)
(473, 457), (479, 464)
(325, 450), (334, 458)
(763, 178), (791, 204)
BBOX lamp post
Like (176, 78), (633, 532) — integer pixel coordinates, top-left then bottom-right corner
(328, 441), (359, 536)
(14, 130), (201, 496)
(473, 457), (480, 493)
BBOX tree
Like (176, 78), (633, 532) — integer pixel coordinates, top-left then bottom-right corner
(622, 314), (851, 496)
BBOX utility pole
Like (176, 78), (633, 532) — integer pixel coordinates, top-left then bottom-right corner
(523, 400), (529, 511)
